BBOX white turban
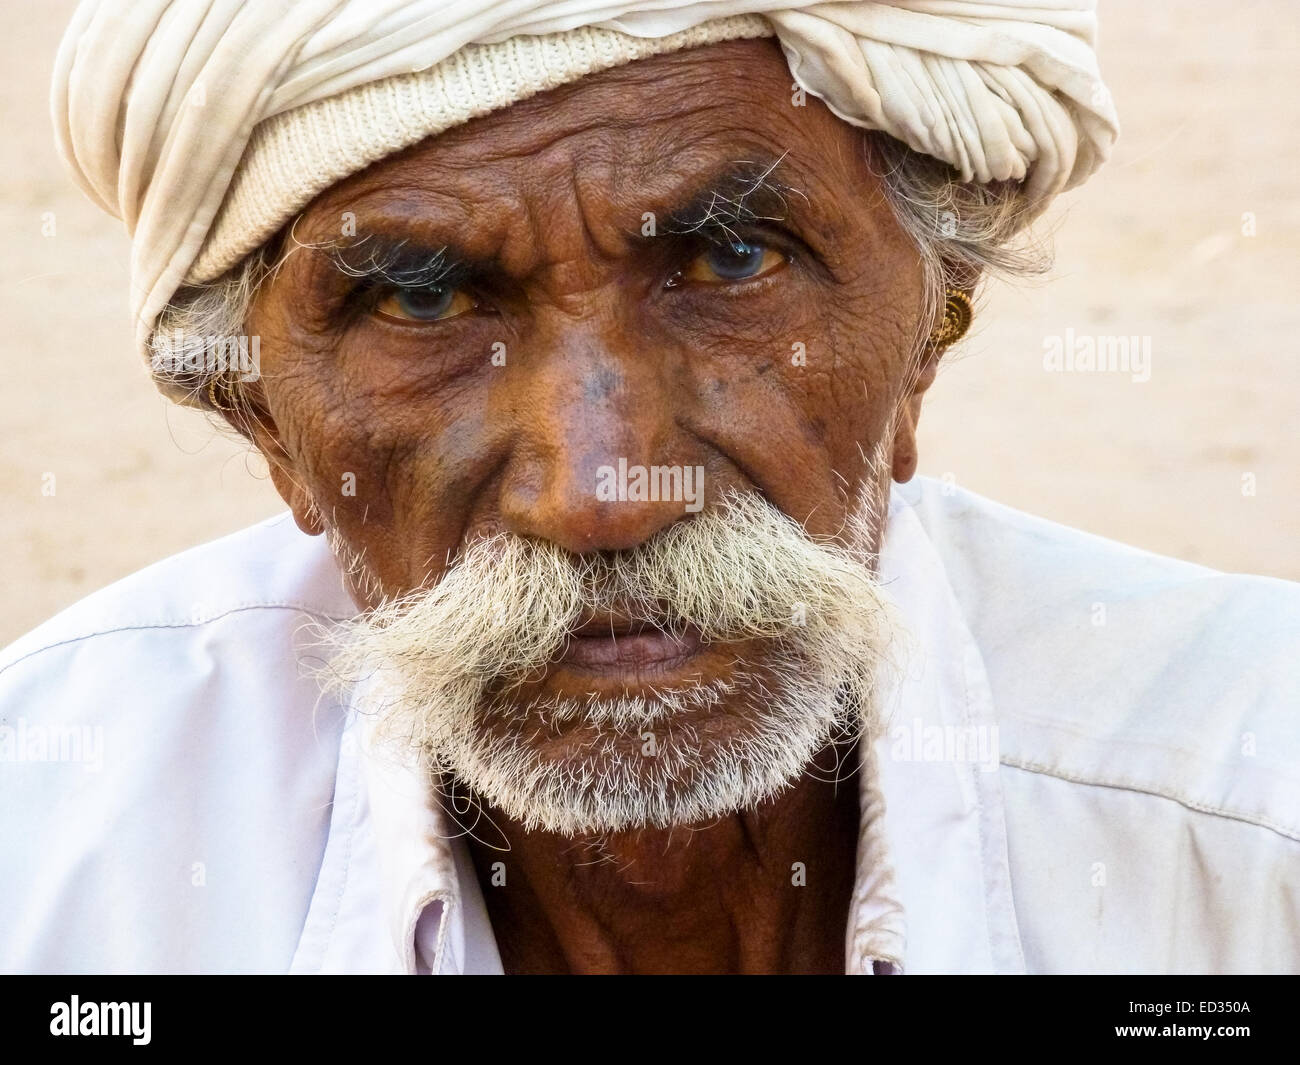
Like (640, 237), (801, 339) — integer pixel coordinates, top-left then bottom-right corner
(52, 0), (1118, 387)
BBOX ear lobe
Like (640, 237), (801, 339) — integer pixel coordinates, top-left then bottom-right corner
(890, 347), (942, 484)
(268, 462), (324, 537)
(890, 397), (921, 484)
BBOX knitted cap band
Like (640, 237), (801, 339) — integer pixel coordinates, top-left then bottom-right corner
(192, 15), (776, 286)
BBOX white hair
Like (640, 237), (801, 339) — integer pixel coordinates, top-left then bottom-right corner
(317, 486), (904, 837)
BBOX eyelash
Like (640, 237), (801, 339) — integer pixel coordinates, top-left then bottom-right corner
(674, 229), (800, 287)
(348, 272), (473, 322)
(323, 246), (466, 318)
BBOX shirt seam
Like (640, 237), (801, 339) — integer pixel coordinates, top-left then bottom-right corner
(424, 890), (457, 974)
(0, 603), (354, 680)
(320, 738), (361, 968)
(958, 638), (995, 965)
(293, 723), (362, 973)
(998, 756), (1300, 843)
(959, 600), (1028, 974)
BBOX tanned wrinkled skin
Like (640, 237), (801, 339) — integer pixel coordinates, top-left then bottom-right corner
(241, 37), (942, 974)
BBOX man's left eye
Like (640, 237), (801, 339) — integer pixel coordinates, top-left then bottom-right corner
(374, 284), (476, 322)
(682, 241), (787, 284)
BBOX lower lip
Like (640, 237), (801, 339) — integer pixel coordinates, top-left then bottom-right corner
(558, 626), (703, 673)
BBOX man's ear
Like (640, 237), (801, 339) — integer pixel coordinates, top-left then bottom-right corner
(223, 383), (325, 538)
(889, 347), (941, 484)
(891, 270), (979, 483)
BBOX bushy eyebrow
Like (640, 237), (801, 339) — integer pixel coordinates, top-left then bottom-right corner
(311, 233), (466, 288)
(296, 153), (810, 287)
(663, 154), (809, 247)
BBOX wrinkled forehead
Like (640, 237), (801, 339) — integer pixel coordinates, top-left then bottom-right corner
(292, 37), (881, 255)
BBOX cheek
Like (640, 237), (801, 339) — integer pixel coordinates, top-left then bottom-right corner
(259, 319), (502, 590)
(660, 272), (919, 533)
(811, 262), (927, 480)
(823, 294), (922, 433)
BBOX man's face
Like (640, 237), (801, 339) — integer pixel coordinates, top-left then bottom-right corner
(248, 37), (928, 833)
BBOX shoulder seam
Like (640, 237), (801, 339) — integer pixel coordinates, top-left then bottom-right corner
(1000, 755), (1300, 843)
(0, 603), (353, 681)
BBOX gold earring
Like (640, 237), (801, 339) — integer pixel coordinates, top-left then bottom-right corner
(206, 375), (238, 414)
(930, 288), (974, 349)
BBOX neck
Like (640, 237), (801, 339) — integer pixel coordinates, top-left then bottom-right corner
(461, 741), (862, 974)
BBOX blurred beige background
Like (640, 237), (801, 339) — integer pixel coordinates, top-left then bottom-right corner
(2, 1), (1297, 645)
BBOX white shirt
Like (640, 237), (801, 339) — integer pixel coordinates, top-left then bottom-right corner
(2, 476), (1297, 974)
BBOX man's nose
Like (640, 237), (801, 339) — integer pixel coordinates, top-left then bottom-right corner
(497, 331), (695, 555)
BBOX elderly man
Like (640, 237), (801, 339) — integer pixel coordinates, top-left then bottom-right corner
(1, 0), (1296, 976)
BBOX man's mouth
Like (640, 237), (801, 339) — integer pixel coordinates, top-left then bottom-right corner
(555, 613), (704, 676)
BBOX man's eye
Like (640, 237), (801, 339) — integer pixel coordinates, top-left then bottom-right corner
(373, 284), (476, 322)
(681, 241), (786, 284)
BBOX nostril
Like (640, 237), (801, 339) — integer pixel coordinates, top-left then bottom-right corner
(499, 456), (697, 555)
(559, 504), (687, 555)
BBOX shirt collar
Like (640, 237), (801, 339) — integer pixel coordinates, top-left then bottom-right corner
(872, 483), (1026, 973)
(344, 482), (1024, 974)
(355, 721), (462, 974)
(355, 736), (913, 975)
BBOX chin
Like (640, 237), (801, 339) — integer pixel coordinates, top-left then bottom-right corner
(441, 652), (855, 837)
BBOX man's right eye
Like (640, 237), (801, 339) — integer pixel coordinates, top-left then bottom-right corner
(374, 284), (477, 323)
(670, 240), (789, 287)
